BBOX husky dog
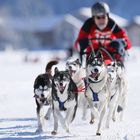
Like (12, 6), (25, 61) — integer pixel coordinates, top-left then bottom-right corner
(85, 52), (109, 135)
(33, 60), (58, 133)
(66, 57), (88, 120)
(105, 60), (128, 128)
(112, 61), (128, 122)
(51, 68), (78, 135)
(105, 62), (120, 128)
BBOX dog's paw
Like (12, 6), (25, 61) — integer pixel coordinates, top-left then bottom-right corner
(89, 119), (95, 124)
(44, 115), (50, 120)
(112, 116), (116, 122)
(96, 132), (101, 136)
(51, 130), (57, 135)
(35, 128), (43, 134)
(117, 105), (123, 113)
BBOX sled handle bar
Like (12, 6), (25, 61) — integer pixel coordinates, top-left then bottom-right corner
(87, 38), (113, 60)
(89, 38), (112, 41)
(89, 38), (125, 42)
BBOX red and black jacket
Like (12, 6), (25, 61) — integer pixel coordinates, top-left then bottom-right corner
(74, 17), (131, 64)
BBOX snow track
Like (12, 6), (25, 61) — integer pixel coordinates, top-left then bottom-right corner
(0, 49), (140, 140)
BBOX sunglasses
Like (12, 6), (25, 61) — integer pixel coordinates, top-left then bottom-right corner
(95, 15), (106, 20)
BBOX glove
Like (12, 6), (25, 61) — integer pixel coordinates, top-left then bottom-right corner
(109, 39), (126, 56)
(109, 40), (120, 52)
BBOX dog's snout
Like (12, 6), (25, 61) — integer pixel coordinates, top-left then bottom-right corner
(69, 66), (72, 70)
(41, 94), (44, 98)
(60, 82), (63, 86)
(94, 68), (98, 73)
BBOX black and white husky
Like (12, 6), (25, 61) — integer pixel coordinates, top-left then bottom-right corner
(33, 60), (58, 133)
(85, 52), (109, 135)
(51, 68), (78, 135)
(66, 56), (89, 120)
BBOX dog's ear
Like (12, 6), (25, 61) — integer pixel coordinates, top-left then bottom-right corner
(97, 51), (104, 61)
(87, 53), (94, 63)
(54, 67), (59, 74)
(75, 58), (81, 65)
(112, 61), (116, 67)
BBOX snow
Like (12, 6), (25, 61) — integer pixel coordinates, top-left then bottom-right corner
(0, 48), (140, 140)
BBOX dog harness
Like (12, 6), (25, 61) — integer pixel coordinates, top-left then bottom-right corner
(55, 96), (67, 111)
(89, 87), (99, 101)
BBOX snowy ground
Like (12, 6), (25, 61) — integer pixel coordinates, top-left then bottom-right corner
(0, 48), (140, 140)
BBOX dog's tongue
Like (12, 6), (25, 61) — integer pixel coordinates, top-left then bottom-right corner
(69, 70), (73, 76)
(60, 86), (64, 91)
(69, 69), (75, 76)
(59, 85), (65, 93)
(90, 72), (98, 78)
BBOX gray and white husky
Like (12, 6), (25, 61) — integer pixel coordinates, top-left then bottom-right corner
(51, 68), (78, 135)
(111, 61), (128, 122)
(105, 62), (120, 128)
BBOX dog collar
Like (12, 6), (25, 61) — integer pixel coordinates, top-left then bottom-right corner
(88, 77), (104, 84)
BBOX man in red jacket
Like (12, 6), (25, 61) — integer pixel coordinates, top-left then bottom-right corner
(74, 2), (131, 65)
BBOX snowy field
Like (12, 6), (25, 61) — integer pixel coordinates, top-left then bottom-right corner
(0, 48), (140, 140)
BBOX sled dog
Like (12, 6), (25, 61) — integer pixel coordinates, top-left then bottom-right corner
(85, 52), (109, 135)
(51, 68), (78, 135)
(66, 57), (89, 120)
(33, 60), (58, 132)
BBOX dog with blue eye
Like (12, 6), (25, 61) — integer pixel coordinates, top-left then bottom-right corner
(33, 60), (58, 133)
